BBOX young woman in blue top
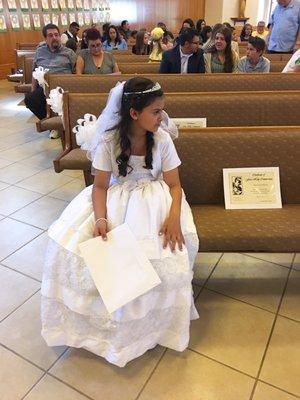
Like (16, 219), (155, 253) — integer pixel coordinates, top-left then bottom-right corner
(102, 25), (128, 51)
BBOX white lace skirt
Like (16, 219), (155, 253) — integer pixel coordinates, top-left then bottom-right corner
(41, 179), (199, 367)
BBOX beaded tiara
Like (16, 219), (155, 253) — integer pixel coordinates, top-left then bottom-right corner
(123, 82), (161, 96)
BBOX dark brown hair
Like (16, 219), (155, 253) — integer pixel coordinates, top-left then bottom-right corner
(211, 26), (234, 73)
(115, 77), (164, 177)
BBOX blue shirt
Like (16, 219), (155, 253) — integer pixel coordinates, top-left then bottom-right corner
(269, 0), (300, 52)
(33, 43), (76, 73)
(238, 56), (270, 72)
(102, 39), (128, 51)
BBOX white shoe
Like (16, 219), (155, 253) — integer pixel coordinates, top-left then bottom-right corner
(49, 129), (60, 139)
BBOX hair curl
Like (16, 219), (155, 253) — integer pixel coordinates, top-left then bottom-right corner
(114, 77), (163, 177)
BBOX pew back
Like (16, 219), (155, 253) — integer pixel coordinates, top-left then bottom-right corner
(113, 54), (149, 63)
(118, 62), (160, 74)
(15, 49), (35, 70)
(46, 72), (300, 96)
(64, 90), (300, 149)
(16, 43), (38, 50)
(175, 127), (300, 205)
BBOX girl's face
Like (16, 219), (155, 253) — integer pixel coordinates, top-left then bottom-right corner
(143, 32), (149, 45)
(88, 39), (102, 55)
(215, 33), (227, 51)
(183, 22), (191, 29)
(201, 21), (206, 29)
(245, 25), (252, 36)
(132, 97), (165, 133)
(207, 31), (212, 40)
(109, 28), (117, 41)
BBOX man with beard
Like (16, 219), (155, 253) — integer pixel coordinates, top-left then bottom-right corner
(25, 24), (76, 132)
(159, 28), (205, 73)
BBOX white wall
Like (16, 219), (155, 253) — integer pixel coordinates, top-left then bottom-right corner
(205, 0), (271, 26)
(204, 0), (223, 25)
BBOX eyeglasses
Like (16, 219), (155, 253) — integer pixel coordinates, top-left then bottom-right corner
(89, 43), (102, 48)
(46, 33), (60, 38)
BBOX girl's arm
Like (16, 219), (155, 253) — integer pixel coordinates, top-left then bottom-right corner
(160, 167), (185, 252)
(75, 55), (85, 74)
(92, 169), (111, 240)
(113, 62), (120, 73)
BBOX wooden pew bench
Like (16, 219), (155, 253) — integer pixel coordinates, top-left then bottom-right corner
(58, 125), (300, 252)
(176, 128), (300, 252)
(14, 56), (34, 93)
(45, 72), (300, 96)
(53, 90), (300, 184)
(39, 73), (300, 136)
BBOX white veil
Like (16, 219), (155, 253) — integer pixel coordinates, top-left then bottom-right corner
(86, 80), (178, 164)
(87, 81), (125, 163)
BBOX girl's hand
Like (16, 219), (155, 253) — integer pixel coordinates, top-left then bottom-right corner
(93, 220), (107, 241)
(159, 216), (185, 252)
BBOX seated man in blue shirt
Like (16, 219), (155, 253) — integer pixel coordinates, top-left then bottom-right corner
(268, 0), (300, 53)
(159, 28), (205, 74)
(25, 23), (76, 125)
(238, 36), (270, 72)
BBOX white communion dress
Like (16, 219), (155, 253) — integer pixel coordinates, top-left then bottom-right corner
(41, 129), (199, 367)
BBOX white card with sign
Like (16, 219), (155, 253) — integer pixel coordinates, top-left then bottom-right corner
(223, 167), (282, 209)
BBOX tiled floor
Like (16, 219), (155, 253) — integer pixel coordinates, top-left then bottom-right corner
(0, 79), (299, 400)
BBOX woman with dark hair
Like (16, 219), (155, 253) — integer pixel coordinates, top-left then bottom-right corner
(80, 29), (88, 49)
(102, 25), (128, 50)
(179, 18), (195, 34)
(196, 18), (206, 35)
(204, 26), (239, 73)
(101, 22), (110, 42)
(41, 76), (199, 367)
(239, 23), (253, 42)
(132, 30), (150, 55)
(202, 22), (223, 52)
(76, 28), (120, 74)
(200, 25), (212, 45)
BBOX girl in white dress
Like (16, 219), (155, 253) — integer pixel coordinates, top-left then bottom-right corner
(41, 77), (199, 367)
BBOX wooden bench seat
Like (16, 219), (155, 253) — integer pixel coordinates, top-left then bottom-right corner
(175, 128), (300, 252)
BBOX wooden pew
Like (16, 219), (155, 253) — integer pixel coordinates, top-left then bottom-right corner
(54, 124), (300, 252)
(39, 72), (300, 138)
(16, 43), (38, 50)
(14, 56), (34, 93)
(118, 62), (160, 74)
(270, 61), (286, 72)
(45, 72), (300, 97)
(112, 54), (149, 63)
(53, 90), (300, 184)
(15, 49), (35, 71)
(176, 128), (300, 252)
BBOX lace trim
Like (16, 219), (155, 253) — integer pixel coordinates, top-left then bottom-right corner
(41, 296), (194, 367)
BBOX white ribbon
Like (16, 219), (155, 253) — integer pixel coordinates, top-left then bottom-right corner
(46, 86), (64, 116)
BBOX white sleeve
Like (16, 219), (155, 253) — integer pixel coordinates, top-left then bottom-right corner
(61, 33), (68, 45)
(282, 51), (298, 73)
(92, 141), (113, 172)
(160, 134), (181, 172)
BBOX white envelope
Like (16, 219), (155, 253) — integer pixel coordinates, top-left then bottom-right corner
(79, 223), (161, 314)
